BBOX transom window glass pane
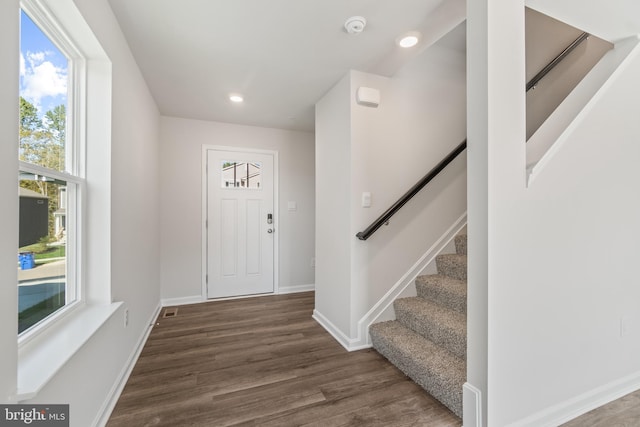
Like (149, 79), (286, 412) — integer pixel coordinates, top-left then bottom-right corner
(221, 161), (262, 189)
(19, 11), (69, 173)
(18, 174), (73, 334)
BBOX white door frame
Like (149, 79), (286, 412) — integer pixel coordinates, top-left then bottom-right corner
(201, 144), (279, 300)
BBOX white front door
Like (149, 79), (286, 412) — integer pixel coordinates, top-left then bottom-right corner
(206, 149), (275, 298)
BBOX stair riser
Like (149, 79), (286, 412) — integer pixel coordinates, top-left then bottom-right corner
(416, 279), (466, 314)
(436, 255), (467, 281)
(455, 234), (467, 255)
(370, 328), (463, 418)
(395, 304), (466, 360)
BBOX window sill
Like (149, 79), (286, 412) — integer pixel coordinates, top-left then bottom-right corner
(17, 301), (123, 401)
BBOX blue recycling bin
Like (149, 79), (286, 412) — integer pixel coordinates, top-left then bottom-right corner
(19, 252), (35, 270)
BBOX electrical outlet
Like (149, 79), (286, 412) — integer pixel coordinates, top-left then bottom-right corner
(124, 308), (129, 328)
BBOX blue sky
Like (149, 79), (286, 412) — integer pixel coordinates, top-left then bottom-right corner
(20, 10), (68, 116)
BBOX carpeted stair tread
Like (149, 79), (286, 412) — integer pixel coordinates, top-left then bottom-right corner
(370, 321), (464, 418)
(415, 274), (467, 314)
(394, 297), (466, 360)
(436, 253), (467, 281)
(455, 233), (467, 255)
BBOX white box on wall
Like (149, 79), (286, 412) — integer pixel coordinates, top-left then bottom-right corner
(356, 87), (380, 107)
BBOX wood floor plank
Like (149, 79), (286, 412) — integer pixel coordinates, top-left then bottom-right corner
(561, 388), (640, 427)
(107, 292), (461, 427)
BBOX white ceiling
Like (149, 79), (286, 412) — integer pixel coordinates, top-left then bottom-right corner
(107, 0), (640, 133)
(107, 0), (464, 132)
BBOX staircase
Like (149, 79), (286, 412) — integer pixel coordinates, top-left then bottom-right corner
(370, 232), (467, 418)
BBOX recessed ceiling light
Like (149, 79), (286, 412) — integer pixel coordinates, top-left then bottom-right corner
(398, 33), (420, 48)
(229, 94), (244, 103)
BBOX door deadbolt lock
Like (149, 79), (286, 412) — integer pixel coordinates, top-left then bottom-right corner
(267, 213), (273, 224)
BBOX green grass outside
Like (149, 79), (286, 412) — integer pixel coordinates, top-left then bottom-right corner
(19, 242), (66, 261)
(35, 246), (65, 260)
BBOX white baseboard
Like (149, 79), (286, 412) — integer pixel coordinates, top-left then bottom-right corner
(92, 303), (161, 427)
(278, 284), (315, 294)
(511, 370), (640, 427)
(161, 295), (205, 307)
(162, 284), (314, 306)
(312, 309), (370, 352)
(463, 382), (483, 427)
(351, 213), (467, 348)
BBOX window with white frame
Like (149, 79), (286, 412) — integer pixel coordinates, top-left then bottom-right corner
(18, 3), (85, 336)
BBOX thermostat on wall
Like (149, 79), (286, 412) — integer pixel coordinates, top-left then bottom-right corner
(356, 87), (380, 108)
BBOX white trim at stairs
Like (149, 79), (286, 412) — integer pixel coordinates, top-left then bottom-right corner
(312, 213), (467, 352)
(312, 309), (369, 352)
(463, 382), (483, 427)
(93, 303), (161, 427)
(509, 370), (640, 427)
(351, 212), (467, 349)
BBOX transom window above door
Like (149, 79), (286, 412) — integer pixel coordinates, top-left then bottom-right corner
(221, 161), (262, 189)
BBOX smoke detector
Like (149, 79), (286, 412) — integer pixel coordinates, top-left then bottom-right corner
(345, 16), (367, 34)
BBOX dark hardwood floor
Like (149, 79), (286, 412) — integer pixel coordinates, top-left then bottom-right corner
(107, 292), (461, 427)
(561, 388), (640, 427)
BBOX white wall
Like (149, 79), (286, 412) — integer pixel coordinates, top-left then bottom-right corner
(314, 74), (353, 336)
(467, 2), (528, 426)
(315, 42), (467, 347)
(468, 1), (640, 425)
(350, 46), (467, 337)
(0, 0), (20, 404)
(159, 116), (315, 301)
(465, 2), (492, 426)
(496, 46), (640, 426)
(0, 0), (162, 425)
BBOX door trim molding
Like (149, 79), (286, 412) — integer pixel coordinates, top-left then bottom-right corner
(201, 145), (279, 300)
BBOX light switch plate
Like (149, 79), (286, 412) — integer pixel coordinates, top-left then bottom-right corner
(362, 192), (371, 208)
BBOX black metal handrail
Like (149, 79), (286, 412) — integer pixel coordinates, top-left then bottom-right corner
(356, 139), (467, 241)
(526, 32), (589, 92)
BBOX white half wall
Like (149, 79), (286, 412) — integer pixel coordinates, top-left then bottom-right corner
(159, 117), (315, 302)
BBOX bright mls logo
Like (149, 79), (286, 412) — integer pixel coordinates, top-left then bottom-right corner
(0, 405), (68, 426)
